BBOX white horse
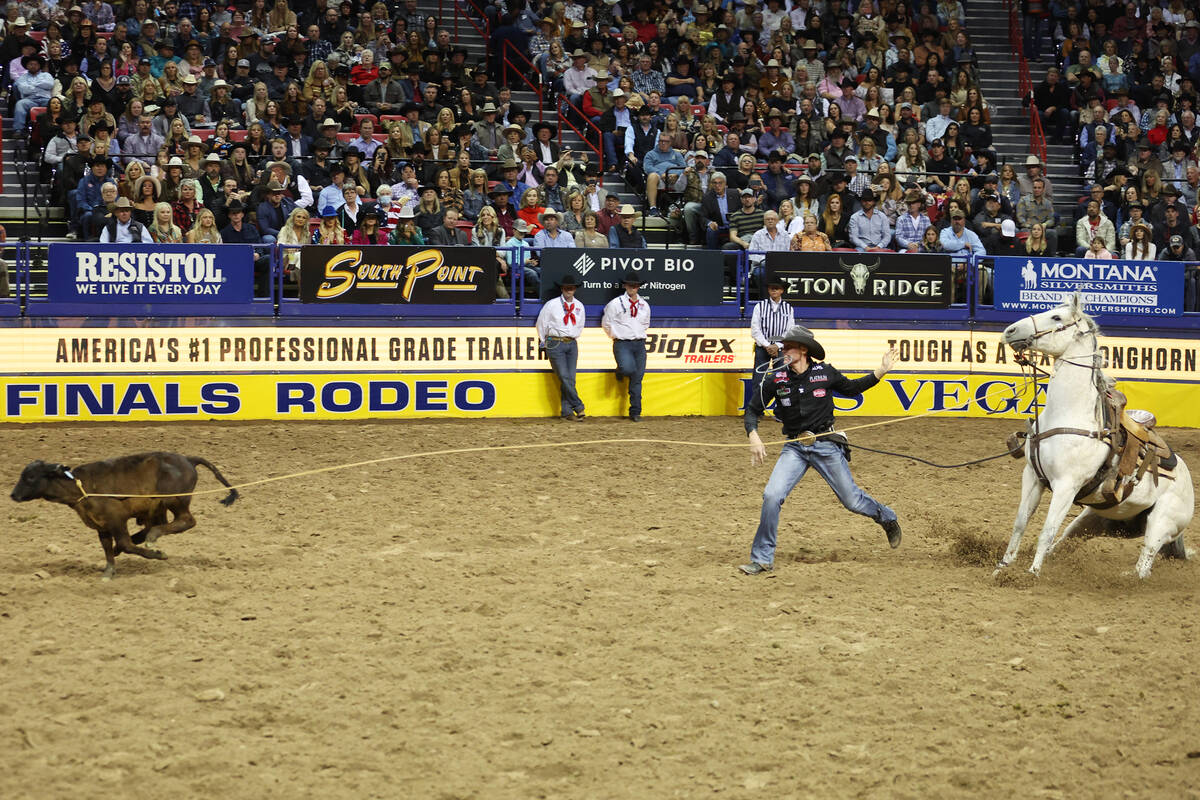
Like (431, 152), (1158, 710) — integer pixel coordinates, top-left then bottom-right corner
(997, 294), (1194, 578)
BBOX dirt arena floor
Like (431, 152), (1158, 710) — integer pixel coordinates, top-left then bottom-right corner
(1, 415), (1199, 799)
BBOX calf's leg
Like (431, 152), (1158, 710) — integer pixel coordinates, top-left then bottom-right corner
(98, 532), (117, 580)
(142, 505), (196, 545)
(131, 508), (168, 545)
(113, 521), (167, 562)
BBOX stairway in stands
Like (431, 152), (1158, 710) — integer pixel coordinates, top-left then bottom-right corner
(433, 0), (669, 246)
(971, 2), (1083, 248)
(2, 114), (60, 242)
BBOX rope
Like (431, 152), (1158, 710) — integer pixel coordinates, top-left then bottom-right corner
(73, 375), (1036, 501)
(843, 443), (1018, 468)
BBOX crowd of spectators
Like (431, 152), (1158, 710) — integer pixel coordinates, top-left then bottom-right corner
(1029, 0), (1200, 261)
(8, 0), (1199, 268)
(6, 0), (638, 294)
(493, 0), (1034, 258)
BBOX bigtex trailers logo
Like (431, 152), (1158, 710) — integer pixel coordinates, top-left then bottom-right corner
(300, 246), (499, 304)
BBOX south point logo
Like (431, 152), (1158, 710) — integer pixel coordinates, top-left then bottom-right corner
(317, 249), (484, 300)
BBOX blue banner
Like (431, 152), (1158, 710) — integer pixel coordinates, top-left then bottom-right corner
(48, 244), (256, 304)
(992, 255), (1184, 316)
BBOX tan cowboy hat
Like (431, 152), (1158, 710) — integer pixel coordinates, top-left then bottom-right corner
(618, 204), (637, 216)
(114, 196), (133, 209)
(133, 174), (161, 196)
(1024, 154), (1042, 166)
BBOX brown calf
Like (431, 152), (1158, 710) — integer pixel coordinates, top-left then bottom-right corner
(11, 452), (238, 579)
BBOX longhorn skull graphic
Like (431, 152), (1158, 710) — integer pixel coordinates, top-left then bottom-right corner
(838, 257), (881, 294)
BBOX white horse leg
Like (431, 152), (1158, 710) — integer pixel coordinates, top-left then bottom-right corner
(1159, 534), (1188, 560)
(1046, 507), (1103, 556)
(1029, 490), (1080, 576)
(996, 464), (1045, 573)
(1135, 498), (1192, 579)
(1135, 460), (1195, 577)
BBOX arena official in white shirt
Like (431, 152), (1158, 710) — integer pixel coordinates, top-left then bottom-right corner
(535, 271), (587, 421)
(601, 269), (651, 421)
(750, 275), (797, 374)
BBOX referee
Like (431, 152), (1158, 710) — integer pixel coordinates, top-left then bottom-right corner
(749, 276), (796, 375)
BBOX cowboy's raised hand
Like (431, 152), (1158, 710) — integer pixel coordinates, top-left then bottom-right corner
(876, 346), (898, 378)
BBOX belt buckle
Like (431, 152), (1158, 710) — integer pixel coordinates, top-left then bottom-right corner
(795, 430), (818, 446)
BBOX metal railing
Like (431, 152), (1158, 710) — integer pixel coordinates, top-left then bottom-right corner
(1006, 0), (1047, 164)
(439, 0), (490, 45)
(501, 41), (545, 122)
(554, 94), (605, 182)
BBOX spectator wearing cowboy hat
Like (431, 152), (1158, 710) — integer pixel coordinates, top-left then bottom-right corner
(602, 270), (651, 422)
(13, 51), (53, 133)
(739, 327), (901, 575)
(532, 207), (573, 249)
(530, 119), (561, 166)
(462, 101), (499, 154)
(256, 181), (297, 242)
(562, 48), (597, 106)
(894, 189), (932, 252)
(608, 204), (647, 248)
(848, 188), (894, 251)
(536, 270), (588, 422)
(98, 197), (149, 243)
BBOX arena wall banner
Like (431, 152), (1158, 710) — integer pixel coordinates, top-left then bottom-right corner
(47, 243), (255, 303)
(298, 246), (498, 304)
(764, 252), (953, 308)
(538, 248), (725, 305)
(3, 326), (1198, 426)
(991, 255), (1184, 316)
(4, 372), (1199, 426)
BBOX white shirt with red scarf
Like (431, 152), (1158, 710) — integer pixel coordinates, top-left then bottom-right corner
(601, 292), (651, 340)
(535, 293), (586, 345)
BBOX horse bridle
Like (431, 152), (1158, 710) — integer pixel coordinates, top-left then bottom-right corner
(1011, 313), (1090, 367)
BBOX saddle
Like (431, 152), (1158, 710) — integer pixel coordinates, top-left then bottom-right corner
(1008, 388), (1178, 510)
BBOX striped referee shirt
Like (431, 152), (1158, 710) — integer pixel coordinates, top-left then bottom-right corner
(750, 298), (796, 349)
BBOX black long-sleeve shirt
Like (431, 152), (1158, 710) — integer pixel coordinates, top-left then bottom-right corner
(744, 361), (880, 436)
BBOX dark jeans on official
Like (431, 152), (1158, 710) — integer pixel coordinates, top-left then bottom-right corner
(545, 337), (584, 417)
(753, 345), (779, 376)
(613, 338), (647, 416)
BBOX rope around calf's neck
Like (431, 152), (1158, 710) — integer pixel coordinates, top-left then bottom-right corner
(72, 379), (1036, 500)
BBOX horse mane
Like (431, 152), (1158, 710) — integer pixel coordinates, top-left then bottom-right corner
(1069, 294), (1100, 337)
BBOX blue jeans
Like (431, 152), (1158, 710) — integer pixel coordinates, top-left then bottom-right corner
(602, 131), (621, 170)
(545, 337), (584, 417)
(706, 225), (729, 249)
(1022, 16), (1046, 61)
(14, 97), (44, 132)
(612, 338), (647, 416)
(750, 439), (896, 566)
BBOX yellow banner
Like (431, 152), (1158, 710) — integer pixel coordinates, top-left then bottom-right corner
(1, 326), (1197, 381)
(4, 372), (1199, 426)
